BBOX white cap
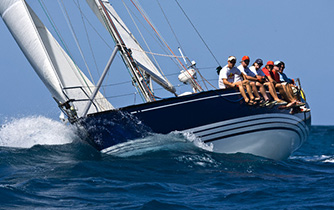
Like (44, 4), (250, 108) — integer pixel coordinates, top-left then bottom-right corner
(228, 56), (236, 62)
(274, 60), (282, 66)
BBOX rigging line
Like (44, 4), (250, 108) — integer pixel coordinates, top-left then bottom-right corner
(76, 0), (108, 99)
(58, 0), (95, 87)
(38, 0), (95, 99)
(38, 0), (71, 60)
(38, 0), (72, 92)
(121, 0), (182, 73)
(98, 0), (155, 101)
(130, 0), (185, 69)
(76, 0), (100, 81)
(156, 0), (184, 55)
(174, 0), (221, 66)
(129, 0), (203, 90)
(129, 48), (187, 58)
(121, 0), (166, 80)
(71, 1), (112, 50)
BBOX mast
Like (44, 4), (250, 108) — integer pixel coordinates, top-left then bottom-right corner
(86, 0), (176, 102)
(98, 0), (154, 102)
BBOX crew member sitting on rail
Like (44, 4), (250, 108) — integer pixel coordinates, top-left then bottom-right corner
(237, 55), (270, 105)
(218, 56), (256, 105)
(275, 61), (307, 111)
(262, 61), (296, 106)
(249, 59), (286, 106)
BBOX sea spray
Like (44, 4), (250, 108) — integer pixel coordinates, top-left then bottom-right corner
(0, 116), (77, 148)
(101, 131), (213, 157)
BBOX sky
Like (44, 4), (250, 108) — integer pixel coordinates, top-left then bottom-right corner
(0, 0), (333, 125)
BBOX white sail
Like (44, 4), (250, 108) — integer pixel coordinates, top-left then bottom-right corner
(0, 0), (113, 117)
(86, 0), (176, 94)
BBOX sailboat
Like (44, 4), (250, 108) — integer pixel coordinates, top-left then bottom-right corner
(0, 0), (311, 160)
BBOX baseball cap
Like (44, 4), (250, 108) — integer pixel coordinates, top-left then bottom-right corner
(267, 61), (274, 66)
(274, 60), (282, 66)
(242, 56), (250, 61)
(228, 56), (236, 62)
(255, 58), (263, 65)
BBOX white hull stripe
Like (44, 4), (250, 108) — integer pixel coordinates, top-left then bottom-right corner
(183, 113), (308, 143)
(130, 92), (240, 114)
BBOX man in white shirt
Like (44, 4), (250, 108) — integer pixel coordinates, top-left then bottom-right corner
(219, 56), (255, 105)
(237, 56), (267, 104)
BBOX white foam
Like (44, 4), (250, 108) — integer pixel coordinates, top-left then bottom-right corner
(102, 131), (213, 157)
(0, 116), (76, 148)
(176, 131), (213, 152)
(290, 155), (334, 163)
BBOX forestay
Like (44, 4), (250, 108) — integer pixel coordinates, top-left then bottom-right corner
(0, 0), (114, 118)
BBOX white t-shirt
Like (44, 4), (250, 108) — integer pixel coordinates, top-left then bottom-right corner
(249, 65), (266, 77)
(219, 65), (242, 89)
(238, 64), (256, 79)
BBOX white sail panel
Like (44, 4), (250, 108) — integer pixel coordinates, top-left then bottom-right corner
(0, 0), (113, 117)
(0, 0), (66, 103)
(86, 0), (176, 94)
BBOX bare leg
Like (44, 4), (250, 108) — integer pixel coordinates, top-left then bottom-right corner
(250, 82), (261, 99)
(284, 84), (298, 101)
(276, 83), (293, 102)
(242, 80), (255, 100)
(235, 81), (249, 102)
(256, 82), (269, 101)
(265, 82), (280, 101)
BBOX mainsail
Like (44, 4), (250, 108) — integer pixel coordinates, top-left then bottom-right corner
(0, 0), (114, 118)
(86, 0), (176, 96)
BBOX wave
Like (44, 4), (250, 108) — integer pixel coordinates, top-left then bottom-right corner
(290, 155), (334, 163)
(0, 116), (77, 148)
(101, 131), (213, 157)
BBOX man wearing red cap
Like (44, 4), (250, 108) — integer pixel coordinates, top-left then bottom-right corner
(219, 56), (256, 105)
(237, 56), (268, 104)
(262, 61), (296, 107)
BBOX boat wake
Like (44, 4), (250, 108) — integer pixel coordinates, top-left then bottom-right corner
(0, 116), (77, 148)
(101, 131), (213, 157)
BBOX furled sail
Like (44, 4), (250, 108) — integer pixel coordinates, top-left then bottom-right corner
(86, 0), (176, 94)
(0, 0), (113, 118)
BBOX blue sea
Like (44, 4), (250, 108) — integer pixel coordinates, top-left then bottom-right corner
(0, 116), (333, 209)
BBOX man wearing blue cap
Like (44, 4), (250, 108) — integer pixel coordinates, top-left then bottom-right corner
(249, 59), (287, 105)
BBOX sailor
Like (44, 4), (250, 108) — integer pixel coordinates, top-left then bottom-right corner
(237, 56), (267, 105)
(219, 56), (256, 105)
(249, 59), (286, 106)
(277, 61), (294, 84)
(262, 61), (297, 108)
(275, 61), (307, 111)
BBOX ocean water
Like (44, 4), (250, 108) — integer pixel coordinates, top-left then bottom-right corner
(0, 116), (333, 209)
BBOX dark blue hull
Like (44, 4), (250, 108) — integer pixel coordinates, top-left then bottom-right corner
(78, 89), (311, 160)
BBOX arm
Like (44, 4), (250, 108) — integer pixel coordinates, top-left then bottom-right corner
(223, 78), (237, 88)
(244, 74), (258, 81)
(267, 75), (277, 85)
